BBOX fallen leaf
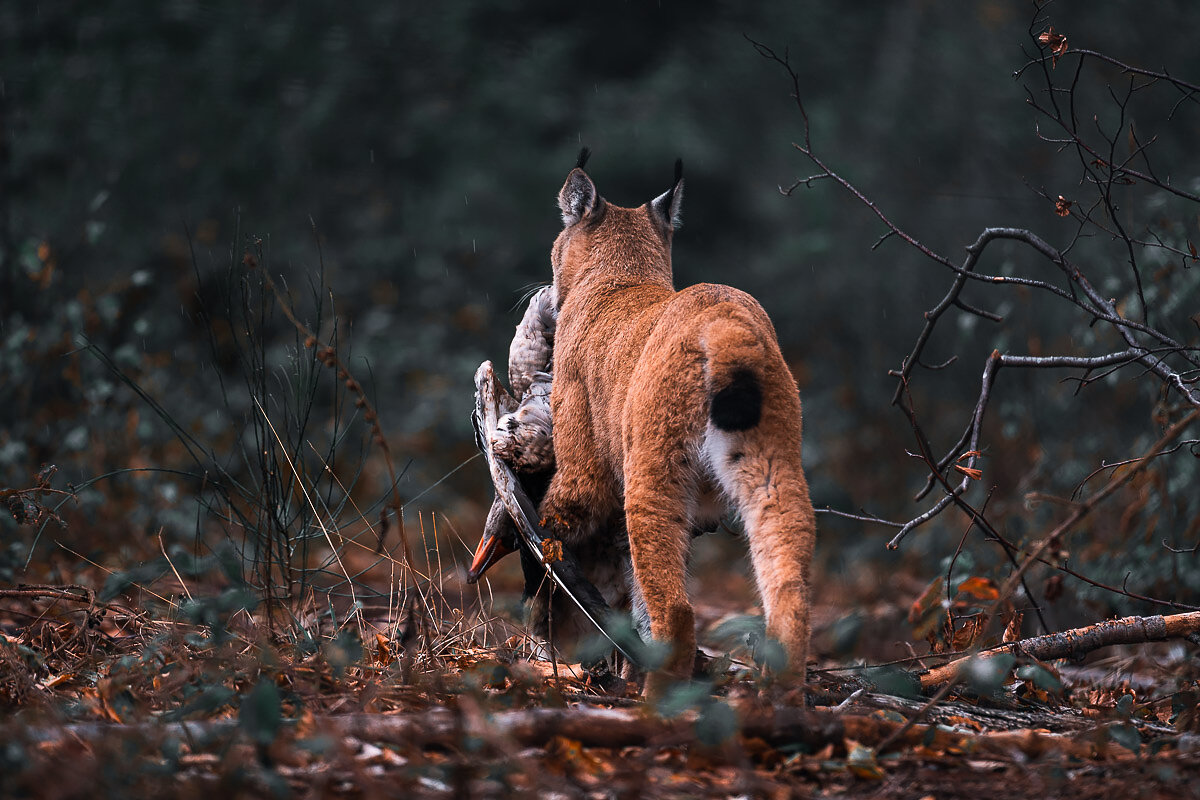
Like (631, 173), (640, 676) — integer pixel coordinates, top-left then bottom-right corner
(376, 633), (393, 666)
(844, 740), (884, 780)
(1002, 611), (1024, 643)
(38, 673), (74, 690)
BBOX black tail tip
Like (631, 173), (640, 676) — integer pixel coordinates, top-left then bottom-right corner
(710, 369), (762, 431)
(576, 147), (592, 170)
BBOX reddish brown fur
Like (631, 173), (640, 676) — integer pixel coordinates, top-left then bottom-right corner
(542, 166), (816, 697)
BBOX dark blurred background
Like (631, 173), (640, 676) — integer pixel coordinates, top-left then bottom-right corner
(2, 1), (1198, 623)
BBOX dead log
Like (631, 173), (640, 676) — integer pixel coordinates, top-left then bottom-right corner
(920, 610), (1200, 689)
(22, 704), (1137, 761)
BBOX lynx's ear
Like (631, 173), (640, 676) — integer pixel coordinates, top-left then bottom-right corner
(558, 167), (599, 227)
(649, 158), (684, 231)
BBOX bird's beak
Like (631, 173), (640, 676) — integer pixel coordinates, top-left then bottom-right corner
(466, 532), (516, 584)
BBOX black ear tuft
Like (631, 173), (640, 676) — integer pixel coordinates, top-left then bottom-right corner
(576, 147), (592, 170)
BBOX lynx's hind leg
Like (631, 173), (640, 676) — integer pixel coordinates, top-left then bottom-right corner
(704, 421), (815, 680)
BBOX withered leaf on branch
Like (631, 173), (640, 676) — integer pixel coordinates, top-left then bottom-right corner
(35, 464), (57, 489)
(1055, 195), (1073, 217)
(954, 450), (983, 480)
(1038, 27), (1068, 66)
(375, 633), (393, 666)
(954, 464), (983, 480)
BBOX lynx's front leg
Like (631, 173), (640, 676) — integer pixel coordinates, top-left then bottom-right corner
(622, 441), (698, 700)
(538, 378), (619, 543)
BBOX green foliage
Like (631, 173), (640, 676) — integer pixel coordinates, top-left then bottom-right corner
(1015, 663), (1062, 693)
(860, 665), (920, 699)
(180, 587), (260, 645)
(1108, 722), (1142, 752)
(323, 629), (363, 679)
(573, 612), (670, 672)
(161, 684), (237, 722)
(655, 679), (739, 747)
(694, 699), (739, 747)
(239, 677), (284, 747)
(655, 680), (713, 719)
(99, 561), (170, 602)
(709, 613), (792, 676)
(961, 653), (1017, 696)
(827, 611), (865, 657)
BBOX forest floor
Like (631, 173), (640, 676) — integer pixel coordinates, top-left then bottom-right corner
(2, 536), (1198, 800)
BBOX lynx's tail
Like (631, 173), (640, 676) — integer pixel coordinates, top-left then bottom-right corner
(702, 313), (765, 432)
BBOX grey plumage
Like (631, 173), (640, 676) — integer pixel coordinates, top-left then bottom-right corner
(493, 285), (557, 472)
(490, 371), (554, 472)
(507, 285), (557, 397)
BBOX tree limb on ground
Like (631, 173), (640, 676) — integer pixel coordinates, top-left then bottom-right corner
(920, 610), (1200, 689)
(22, 704), (1146, 762)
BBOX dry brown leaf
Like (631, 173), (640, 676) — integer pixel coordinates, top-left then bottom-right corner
(958, 576), (1000, 601)
(1044, 573), (1065, 603)
(954, 464), (983, 480)
(1038, 27), (1068, 65)
(376, 632), (393, 666)
(1003, 611), (1024, 643)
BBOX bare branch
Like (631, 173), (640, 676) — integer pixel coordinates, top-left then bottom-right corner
(920, 611), (1200, 690)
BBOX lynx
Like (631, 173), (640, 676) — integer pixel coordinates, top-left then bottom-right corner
(540, 151), (817, 696)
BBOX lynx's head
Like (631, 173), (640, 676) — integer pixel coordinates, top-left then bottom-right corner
(551, 149), (684, 304)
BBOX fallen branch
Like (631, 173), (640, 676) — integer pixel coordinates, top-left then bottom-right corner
(920, 610), (1200, 689)
(22, 704), (1144, 762)
(0, 584), (95, 605)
